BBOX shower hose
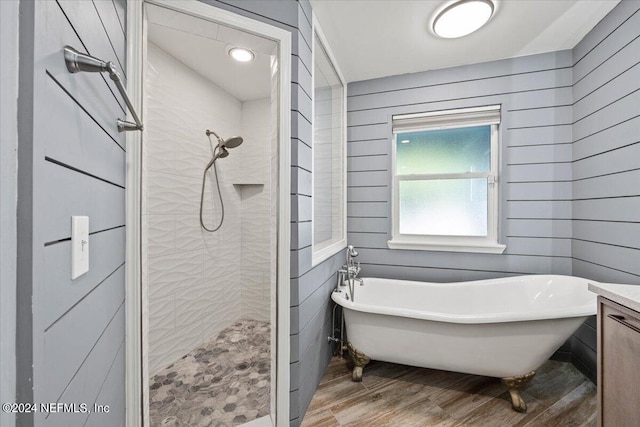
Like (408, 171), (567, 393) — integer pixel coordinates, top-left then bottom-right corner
(199, 154), (224, 232)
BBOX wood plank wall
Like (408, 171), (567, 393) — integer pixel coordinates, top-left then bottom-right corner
(570, 0), (640, 382)
(17, 0), (128, 425)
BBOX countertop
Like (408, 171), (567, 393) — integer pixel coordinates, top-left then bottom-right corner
(588, 282), (640, 313)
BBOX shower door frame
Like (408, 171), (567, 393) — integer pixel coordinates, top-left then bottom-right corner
(124, 1), (292, 426)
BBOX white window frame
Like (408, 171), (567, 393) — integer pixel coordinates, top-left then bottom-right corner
(311, 12), (347, 266)
(388, 105), (506, 254)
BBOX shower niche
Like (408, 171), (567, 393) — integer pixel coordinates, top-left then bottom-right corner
(142, 4), (278, 425)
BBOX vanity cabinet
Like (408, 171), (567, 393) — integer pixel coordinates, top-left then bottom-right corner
(597, 296), (640, 426)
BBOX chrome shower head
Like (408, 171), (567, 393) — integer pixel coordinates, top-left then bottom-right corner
(224, 136), (243, 149)
(205, 129), (243, 150)
(216, 147), (229, 159)
(348, 245), (358, 257)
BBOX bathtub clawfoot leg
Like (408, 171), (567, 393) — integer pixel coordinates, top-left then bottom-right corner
(352, 365), (364, 382)
(347, 342), (370, 382)
(506, 387), (527, 413)
(501, 371), (536, 413)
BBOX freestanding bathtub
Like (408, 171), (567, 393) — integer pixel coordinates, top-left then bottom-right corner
(331, 275), (597, 412)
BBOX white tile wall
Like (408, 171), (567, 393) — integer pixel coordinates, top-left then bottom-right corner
(144, 44), (276, 375)
(239, 98), (273, 322)
(144, 44), (242, 375)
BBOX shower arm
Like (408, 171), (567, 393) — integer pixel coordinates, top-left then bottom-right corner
(205, 129), (224, 146)
(63, 46), (143, 132)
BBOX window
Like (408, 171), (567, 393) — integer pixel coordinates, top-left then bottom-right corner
(388, 106), (505, 253)
(311, 15), (346, 265)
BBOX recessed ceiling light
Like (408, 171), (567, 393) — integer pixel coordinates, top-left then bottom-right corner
(400, 139), (410, 144)
(228, 47), (255, 63)
(432, 0), (495, 39)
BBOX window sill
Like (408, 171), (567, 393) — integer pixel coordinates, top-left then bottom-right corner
(312, 237), (347, 267)
(387, 239), (506, 254)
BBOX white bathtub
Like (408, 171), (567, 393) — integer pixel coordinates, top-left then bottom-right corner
(331, 275), (597, 411)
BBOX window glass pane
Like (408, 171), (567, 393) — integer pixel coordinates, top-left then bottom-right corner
(396, 125), (491, 175)
(399, 178), (488, 236)
(313, 33), (344, 248)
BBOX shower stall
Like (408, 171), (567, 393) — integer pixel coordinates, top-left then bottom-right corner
(137, 2), (287, 425)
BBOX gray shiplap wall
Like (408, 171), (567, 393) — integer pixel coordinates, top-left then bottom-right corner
(1, 1), (19, 426)
(570, 0), (640, 382)
(199, 1), (343, 425)
(16, 1), (633, 426)
(16, 0), (127, 425)
(346, 51), (574, 280)
(14, 0), (339, 424)
(344, 0), (640, 387)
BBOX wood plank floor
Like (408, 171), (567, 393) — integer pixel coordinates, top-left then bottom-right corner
(301, 357), (596, 427)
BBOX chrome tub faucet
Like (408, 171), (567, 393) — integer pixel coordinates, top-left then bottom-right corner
(336, 245), (362, 301)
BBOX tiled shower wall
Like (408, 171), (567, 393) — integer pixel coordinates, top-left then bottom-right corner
(144, 43), (273, 375)
(193, 2), (349, 422)
(239, 99), (274, 322)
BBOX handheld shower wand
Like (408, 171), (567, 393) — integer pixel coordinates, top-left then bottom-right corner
(200, 130), (243, 232)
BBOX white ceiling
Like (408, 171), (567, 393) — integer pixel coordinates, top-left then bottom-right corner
(310, 0), (620, 82)
(146, 4), (275, 101)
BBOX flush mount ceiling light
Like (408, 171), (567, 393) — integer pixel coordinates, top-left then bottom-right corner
(227, 46), (255, 63)
(432, 0), (495, 39)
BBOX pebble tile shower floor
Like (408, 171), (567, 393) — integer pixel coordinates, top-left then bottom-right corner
(149, 319), (270, 426)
